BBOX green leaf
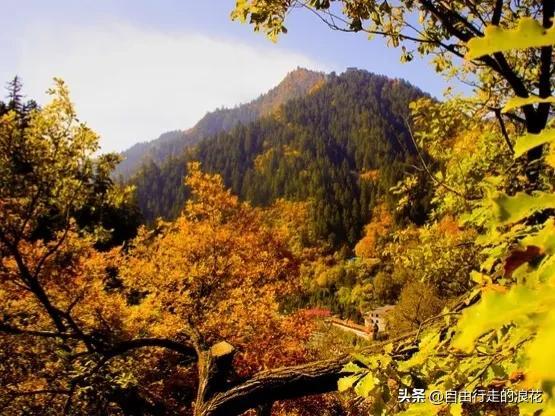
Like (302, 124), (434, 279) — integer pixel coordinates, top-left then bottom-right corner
(537, 255), (555, 285)
(398, 332), (440, 371)
(466, 18), (555, 60)
(526, 314), (555, 381)
(493, 192), (555, 224)
(486, 362), (507, 380)
(502, 96), (555, 113)
(513, 128), (555, 158)
(453, 285), (537, 352)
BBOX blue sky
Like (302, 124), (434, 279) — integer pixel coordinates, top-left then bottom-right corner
(0, 0), (458, 152)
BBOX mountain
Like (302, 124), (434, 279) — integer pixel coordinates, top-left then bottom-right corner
(130, 69), (431, 247)
(115, 68), (327, 178)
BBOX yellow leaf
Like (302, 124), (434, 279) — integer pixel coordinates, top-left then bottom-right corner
(547, 145), (555, 169)
(453, 285), (536, 352)
(466, 18), (555, 60)
(521, 219), (555, 255)
(502, 96), (555, 113)
(513, 128), (555, 158)
(493, 191), (555, 224)
(470, 271), (492, 286)
(338, 375), (362, 392)
(450, 403), (463, 416)
(526, 315), (555, 382)
(519, 401), (548, 416)
(354, 373), (379, 397)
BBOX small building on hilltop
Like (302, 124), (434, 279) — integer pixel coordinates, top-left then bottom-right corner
(364, 305), (395, 333)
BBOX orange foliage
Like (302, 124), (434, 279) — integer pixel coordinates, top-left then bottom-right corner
(354, 203), (393, 259)
(1, 161), (324, 414)
(115, 163), (319, 375)
(436, 215), (461, 238)
(359, 169), (380, 182)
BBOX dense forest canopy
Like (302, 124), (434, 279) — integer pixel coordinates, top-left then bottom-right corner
(130, 69), (431, 247)
(2, 1), (555, 415)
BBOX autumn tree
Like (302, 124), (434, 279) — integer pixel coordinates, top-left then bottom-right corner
(324, 12), (555, 415)
(115, 161), (308, 369)
(0, 83), (347, 415)
(387, 280), (444, 333)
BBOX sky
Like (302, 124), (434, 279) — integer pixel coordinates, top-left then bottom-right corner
(0, 0), (459, 153)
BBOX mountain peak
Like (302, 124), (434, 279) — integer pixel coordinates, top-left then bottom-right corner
(115, 68), (327, 178)
(281, 67), (326, 83)
(249, 67), (326, 117)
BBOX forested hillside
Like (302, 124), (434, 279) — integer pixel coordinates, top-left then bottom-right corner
(115, 68), (326, 178)
(131, 69), (429, 246)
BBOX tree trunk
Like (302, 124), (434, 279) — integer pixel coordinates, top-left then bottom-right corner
(525, 111), (549, 186)
(191, 331), (416, 416)
(194, 341), (236, 416)
(196, 356), (349, 416)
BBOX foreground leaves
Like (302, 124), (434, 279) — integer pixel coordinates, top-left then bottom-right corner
(513, 128), (555, 158)
(466, 18), (555, 60)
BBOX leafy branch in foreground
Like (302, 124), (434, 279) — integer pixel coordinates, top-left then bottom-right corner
(337, 17), (555, 415)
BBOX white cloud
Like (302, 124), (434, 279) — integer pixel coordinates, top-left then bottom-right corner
(7, 23), (325, 152)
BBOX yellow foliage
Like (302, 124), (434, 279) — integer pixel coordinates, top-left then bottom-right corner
(466, 18), (555, 60)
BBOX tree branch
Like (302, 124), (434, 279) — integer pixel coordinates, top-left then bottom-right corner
(491, 0), (503, 25)
(538, 0), (554, 124)
(403, 118), (467, 198)
(197, 356), (348, 416)
(418, 0), (536, 126)
(196, 330), (418, 416)
(0, 323), (76, 339)
(299, 2), (465, 58)
(102, 337), (197, 359)
(493, 108), (515, 154)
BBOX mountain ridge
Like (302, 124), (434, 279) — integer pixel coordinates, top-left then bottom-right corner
(115, 67), (327, 178)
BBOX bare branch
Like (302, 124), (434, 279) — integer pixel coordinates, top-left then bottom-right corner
(493, 108), (515, 154)
(102, 337), (197, 359)
(491, 0), (504, 25)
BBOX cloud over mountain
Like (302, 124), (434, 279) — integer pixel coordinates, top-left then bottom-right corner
(7, 22), (325, 152)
